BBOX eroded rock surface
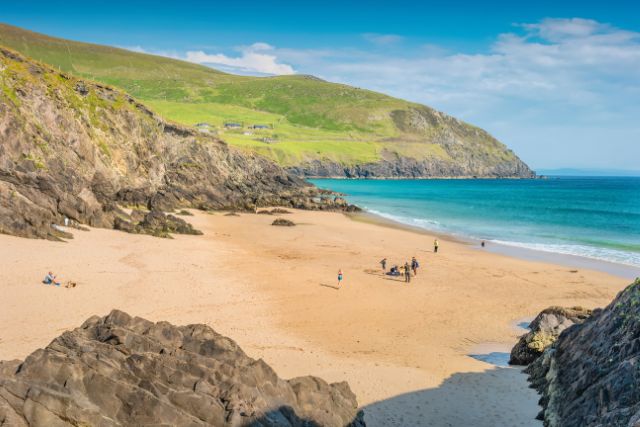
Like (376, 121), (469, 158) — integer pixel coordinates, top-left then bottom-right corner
(509, 306), (591, 365)
(0, 47), (353, 240)
(526, 279), (640, 427)
(0, 310), (365, 426)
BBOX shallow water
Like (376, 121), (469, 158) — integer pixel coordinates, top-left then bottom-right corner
(311, 177), (640, 269)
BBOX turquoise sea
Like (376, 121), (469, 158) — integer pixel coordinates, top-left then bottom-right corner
(310, 177), (640, 269)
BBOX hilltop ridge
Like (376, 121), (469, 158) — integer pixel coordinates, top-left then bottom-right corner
(0, 23), (534, 178)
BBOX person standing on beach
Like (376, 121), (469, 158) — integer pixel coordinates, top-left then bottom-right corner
(337, 269), (343, 287)
(434, 239), (439, 253)
(411, 257), (419, 276)
(404, 262), (411, 283)
(380, 258), (387, 272)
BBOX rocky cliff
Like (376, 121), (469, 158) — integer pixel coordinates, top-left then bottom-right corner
(0, 47), (346, 240)
(0, 310), (365, 426)
(509, 306), (592, 366)
(526, 279), (640, 427)
(288, 106), (535, 179)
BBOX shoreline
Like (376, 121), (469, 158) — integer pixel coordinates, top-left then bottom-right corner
(0, 208), (630, 426)
(349, 210), (640, 280)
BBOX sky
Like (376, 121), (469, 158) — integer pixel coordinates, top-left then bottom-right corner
(2, 0), (639, 171)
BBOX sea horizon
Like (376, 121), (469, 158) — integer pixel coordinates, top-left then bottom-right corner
(311, 176), (640, 276)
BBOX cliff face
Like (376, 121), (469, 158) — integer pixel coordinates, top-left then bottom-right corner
(526, 279), (640, 427)
(0, 310), (365, 426)
(0, 47), (340, 240)
(289, 106), (535, 179)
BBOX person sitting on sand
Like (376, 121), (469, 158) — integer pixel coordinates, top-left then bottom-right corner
(380, 258), (387, 272)
(337, 269), (343, 287)
(434, 239), (439, 253)
(411, 257), (419, 276)
(388, 265), (400, 276)
(43, 271), (61, 287)
(404, 262), (411, 283)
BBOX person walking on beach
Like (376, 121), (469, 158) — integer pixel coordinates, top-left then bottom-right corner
(404, 262), (411, 283)
(380, 258), (387, 272)
(337, 269), (343, 288)
(434, 239), (439, 253)
(411, 257), (419, 276)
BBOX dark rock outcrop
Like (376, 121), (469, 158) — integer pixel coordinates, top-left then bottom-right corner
(272, 218), (296, 227)
(525, 279), (640, 427)
(0, 310), (365, 426)
(509, 306), (592, 365)
(288, 155), (535, 179)
(0, 47), (353, 240)
(114, 209), (203, 238)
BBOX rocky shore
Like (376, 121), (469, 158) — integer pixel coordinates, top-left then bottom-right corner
(513, 279), (640, 426)
(0, 310), (365, 426)
(0, 47), (354, 241)
(509, 306), (592, 365)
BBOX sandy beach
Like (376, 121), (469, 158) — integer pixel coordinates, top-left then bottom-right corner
(0, 209), (629, 426)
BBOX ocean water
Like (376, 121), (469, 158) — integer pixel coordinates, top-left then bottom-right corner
(310, 177), (640, 269)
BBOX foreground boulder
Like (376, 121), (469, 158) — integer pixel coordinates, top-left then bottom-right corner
(0, 310), (365, 426)
(526, 279), (640, 427)
(509, 306), (591, 365)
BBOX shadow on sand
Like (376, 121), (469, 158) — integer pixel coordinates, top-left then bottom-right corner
(251, 366), (541, 427)
(319, 283), (340, 290)
(360, 367), (542, 427)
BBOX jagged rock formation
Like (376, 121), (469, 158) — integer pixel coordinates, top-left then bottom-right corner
(114, 209), (203, 238)
(509, 306), (592, 365)
(0, 310), (365, 426)
(0, 47), (350, 240)
(526, 279), (640, 427)
(288, 156), (534, 179)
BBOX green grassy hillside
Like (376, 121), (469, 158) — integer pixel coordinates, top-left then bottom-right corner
(0, 23), (533, 177)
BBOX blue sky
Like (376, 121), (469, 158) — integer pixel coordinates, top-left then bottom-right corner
(3, 0), (639, 170)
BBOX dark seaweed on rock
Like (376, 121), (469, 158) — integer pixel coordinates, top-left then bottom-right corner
(0, 310), (365, 426)
(526, 279), (640, 427)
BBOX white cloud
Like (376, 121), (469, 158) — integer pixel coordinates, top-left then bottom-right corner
(123, 42), (294, 75)
(184, 43), (294, 75)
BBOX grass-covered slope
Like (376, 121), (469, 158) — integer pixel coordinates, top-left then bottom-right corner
(0, 23), (534, 178)
(0, 46), (343, 240)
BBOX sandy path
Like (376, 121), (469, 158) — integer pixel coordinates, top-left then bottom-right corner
(0, 209), (628, 426)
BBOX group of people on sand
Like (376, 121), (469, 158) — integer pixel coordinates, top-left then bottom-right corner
(380, 256), (420, 283)
(336, 238), (441, 288)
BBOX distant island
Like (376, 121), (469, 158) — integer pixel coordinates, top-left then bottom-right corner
(0, 23), (534, 179)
